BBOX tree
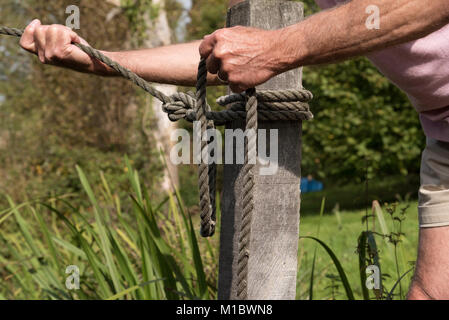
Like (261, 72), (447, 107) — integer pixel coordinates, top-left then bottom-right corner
(0, 0), (174, 204)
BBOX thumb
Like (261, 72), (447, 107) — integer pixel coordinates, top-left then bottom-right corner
(20, 19), (41, 53)
(69, 31), (90, 47)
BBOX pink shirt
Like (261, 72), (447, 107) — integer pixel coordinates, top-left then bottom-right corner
(315, 0), (449, 142)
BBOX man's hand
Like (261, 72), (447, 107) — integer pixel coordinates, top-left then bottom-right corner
(20, 19), (95, 72)
(199, 26), (287, 93)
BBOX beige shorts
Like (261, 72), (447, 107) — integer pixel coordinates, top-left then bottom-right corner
(419, 138), (449, 228)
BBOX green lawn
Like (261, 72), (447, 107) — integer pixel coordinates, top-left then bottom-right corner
(297, 200), (419, 300)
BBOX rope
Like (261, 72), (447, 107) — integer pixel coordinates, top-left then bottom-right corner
(0, 26), (314, 299)
(196, 59), (216, 237)
(237, 88), (257, 300)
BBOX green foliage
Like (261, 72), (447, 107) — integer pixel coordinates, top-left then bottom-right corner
(301, 235), (355, 300)
(297, 0), (425, 182)
(0, 0), (168, 208)
(0, 160), (417, 300)
(121, 0), (183, 43)
(302, 58), (424, 183)
(187, 0), (227, 41)
(0, 159), (216, 299)
(298, 200), (417, 300)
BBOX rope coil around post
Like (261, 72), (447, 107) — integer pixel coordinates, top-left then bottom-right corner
(0, 25), (314, 300)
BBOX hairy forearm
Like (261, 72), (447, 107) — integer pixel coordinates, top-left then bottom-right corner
(96, 40), (221, 86)
(279, 0), (449, 69)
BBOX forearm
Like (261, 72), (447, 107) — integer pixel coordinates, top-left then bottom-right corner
(279, 0), (449, 69)
(96, 40), (221, 86)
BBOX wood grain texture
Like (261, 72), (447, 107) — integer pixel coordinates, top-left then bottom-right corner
(219, 0), (304, 300)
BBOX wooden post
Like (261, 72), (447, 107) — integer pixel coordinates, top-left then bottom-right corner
(218, 0), (305, 300)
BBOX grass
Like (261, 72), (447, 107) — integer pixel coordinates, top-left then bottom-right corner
(0, 156), (420, 300)
(297, 200), (418, 300)
(0, 157), (216, 300)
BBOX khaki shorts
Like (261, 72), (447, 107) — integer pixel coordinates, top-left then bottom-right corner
(419, 138), (449, 228)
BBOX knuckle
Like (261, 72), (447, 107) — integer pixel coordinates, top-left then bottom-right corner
(23, 26), (33, 37)
(34, 25), (45, 37)
(214, 29), (225, 41)
(48, 24), (61, 33)
(33, 25), (41, 35)
(24, 21), (36, 32)
(221, 63), (231, 73)
(214, 47), (225, 58)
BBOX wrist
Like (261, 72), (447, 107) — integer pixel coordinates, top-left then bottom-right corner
(91, 51), (120, 76)
(273, 24), (308, 73)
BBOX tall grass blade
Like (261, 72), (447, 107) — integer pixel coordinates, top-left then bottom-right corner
(106, 279), (167, 300)
(357, 231), (370, 300)
(300, 236), (355, 300)
(386, 267), (414, 300)
(309, 197), (325, 300)
(76, 166), (123, 294)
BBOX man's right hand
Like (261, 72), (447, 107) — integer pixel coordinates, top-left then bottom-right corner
(20, 19), (95, 72)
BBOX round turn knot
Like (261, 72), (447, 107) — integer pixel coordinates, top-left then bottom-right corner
(162, 91), (197, 122)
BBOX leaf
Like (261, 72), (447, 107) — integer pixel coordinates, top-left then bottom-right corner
(300, 236), (355, 300)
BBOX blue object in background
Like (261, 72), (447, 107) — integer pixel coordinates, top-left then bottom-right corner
(300, 177), (324, 193)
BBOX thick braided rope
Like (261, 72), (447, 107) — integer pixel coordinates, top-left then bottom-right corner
(0, 26), (313, 249)
(196, 60), (216, 237)
(237, 88), (257, 300)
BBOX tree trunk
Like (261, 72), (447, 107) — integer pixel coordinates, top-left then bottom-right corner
(142, 0), (180, 191)
(104, 0), (179, 191)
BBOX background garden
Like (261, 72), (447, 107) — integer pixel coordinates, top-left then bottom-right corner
(0, 0), (424, 299)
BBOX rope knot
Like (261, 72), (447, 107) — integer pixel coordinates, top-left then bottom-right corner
(216, 89), (314, 121)
(162, 91), (197, 122)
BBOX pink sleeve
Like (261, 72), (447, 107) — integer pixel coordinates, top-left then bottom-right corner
(314, 0), (340, 9)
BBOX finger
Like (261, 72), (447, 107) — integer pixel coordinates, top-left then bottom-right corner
(47, 25), (78, 59)
(206, 52), (221, 75)
(230, 83), (246, 94)
(217, 70), (229, 83)
(20, 19), (41, 53)
(69, 30), (82, 44)
(67, 31), (91, 62)
(199, 33), (217, 59)
(34, 25), (48, 63)
(45, 25), (65, 61)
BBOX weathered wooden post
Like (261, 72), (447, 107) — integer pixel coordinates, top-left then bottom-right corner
(219, 0), (305, 300)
